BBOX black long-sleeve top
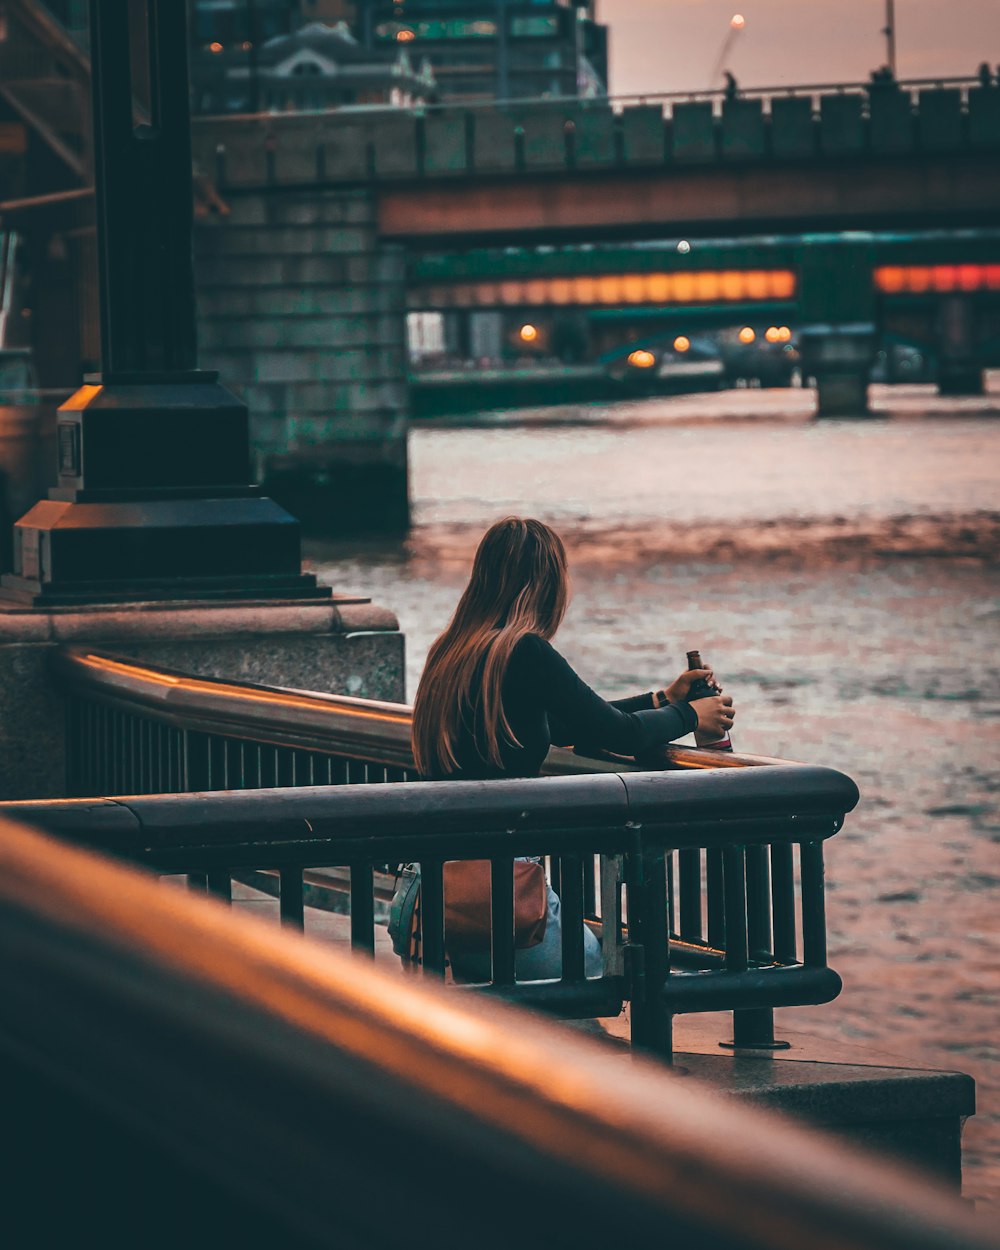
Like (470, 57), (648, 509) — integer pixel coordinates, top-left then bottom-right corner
(427, 633), (697, 780)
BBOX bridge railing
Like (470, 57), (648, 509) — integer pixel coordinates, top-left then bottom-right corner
(191, 76), (1000, 188)
(1, 814), (991, 1250)
(34, 646), (858, 1056)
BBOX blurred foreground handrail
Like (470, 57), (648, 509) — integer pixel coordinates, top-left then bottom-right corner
(0, 814), (992, 1250)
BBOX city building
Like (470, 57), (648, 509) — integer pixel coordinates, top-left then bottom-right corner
(189, 2), (436, 114)
(356, 1), (608, 102)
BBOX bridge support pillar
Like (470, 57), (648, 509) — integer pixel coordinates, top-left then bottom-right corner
(194, 191), (410, 536)
(799, 325), (877, 419)
(936, 295), (984, 396)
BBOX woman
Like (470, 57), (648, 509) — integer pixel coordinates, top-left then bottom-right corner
(407, 516), (735, 982)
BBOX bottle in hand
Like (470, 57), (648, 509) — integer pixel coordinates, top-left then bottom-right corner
(685, 649), (733, 751)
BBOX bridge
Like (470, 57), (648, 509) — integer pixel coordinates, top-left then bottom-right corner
(185, 83), (1000, 526)
(3, 0), (1000, 528)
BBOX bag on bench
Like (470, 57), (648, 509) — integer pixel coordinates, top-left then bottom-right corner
(388, 860), (548, 963)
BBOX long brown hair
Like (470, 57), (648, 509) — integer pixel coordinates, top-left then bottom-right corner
(412, 517), (569, 776)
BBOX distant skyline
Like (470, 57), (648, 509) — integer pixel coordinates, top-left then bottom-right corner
(605, 0), (1000, 96)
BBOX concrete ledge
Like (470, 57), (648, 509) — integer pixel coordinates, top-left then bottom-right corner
(654, 1017), (974, 1189)
(0, 596), (396, 640)
(0, 596), (405, 799)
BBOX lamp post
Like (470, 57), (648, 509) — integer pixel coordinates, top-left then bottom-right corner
(882, 0), (897, 76)
(1, 0), (326, 606)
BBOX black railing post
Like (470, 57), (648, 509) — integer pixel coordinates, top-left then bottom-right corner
(559, 853), (586, 983)
(628, 834), (672, 1061)
(490, 856), (517, 985)
(279, 867), (304, 929)
(350, 860), (376, 955)
(800, 841), (829, 967)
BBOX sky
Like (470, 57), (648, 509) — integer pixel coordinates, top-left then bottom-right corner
(605, 0), (1000, 96)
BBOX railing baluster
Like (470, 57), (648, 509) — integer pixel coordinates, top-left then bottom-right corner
(350, 861), (376, 955)
(107, 709), (117, 795)
(279, 867), (304, 929)
(599, 854), (625, 978)
(582, 852), (597, 917)
(678, 848), (702, 941)
(745, 844), (772, 961)
(420, 859), (447, 977)
(706, 847), (726, 947)
(722, 845), (748, 971)
(87, 701), (95, 795)
(559, 853), (586, 982)
(206, 871), (232, 904)
(490, 857), (516, 985)
(800, 841), (828, 968)
(771, 842), (797, 963)
(628, 842), (672, 1060)
(129, 713), (139, 792)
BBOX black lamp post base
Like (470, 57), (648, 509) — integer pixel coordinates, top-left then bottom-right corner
(0, 494), (332, 607)
(0, 572), (329, 608)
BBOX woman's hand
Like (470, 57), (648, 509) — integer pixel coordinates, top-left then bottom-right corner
(690, 694), (735, 739)
(661, 668), (716, 705)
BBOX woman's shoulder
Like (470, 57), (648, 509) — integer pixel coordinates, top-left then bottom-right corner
(508, 632), (565, 675)
(511, 632), (556, 659)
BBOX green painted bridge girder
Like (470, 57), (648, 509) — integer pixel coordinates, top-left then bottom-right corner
(408, 232), (1000, 284)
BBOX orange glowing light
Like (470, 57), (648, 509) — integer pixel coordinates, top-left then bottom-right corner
(731, 14), (746, 29)
(673, 335), (691, 353)
(518, 323), (539, 343)
(874, 263), (1000, 295)
(396, 28), (415, 41)
(627, 349), (656, 368)
(209, 41), (223, 53)
(764, 326), (781, 343)
(777, 326), (792, 342)
(738, 326), (756, 344)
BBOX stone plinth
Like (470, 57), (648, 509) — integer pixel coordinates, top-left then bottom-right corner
(0, 596), (404, 800)
(601, 1014), (976, 1191)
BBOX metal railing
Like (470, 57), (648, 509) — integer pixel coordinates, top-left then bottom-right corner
(33, 645), (859, 1056)
(209, 74), (986, 121)
(1, 814), (991, 1250)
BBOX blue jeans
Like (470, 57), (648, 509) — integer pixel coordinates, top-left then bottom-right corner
(449, 885), (603, 984)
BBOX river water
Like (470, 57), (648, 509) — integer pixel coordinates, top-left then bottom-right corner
(306, 380), (1000, 1206)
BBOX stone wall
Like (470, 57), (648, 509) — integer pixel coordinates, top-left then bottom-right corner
(193, 188), (409, 535)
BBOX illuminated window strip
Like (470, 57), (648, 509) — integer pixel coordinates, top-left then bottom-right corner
(415, 270), (798, 309)
(875, 264), (1000, 295)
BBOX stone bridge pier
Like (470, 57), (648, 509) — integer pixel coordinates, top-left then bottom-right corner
(194, 189), (409, 535)
(936, 293), (985, 396)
